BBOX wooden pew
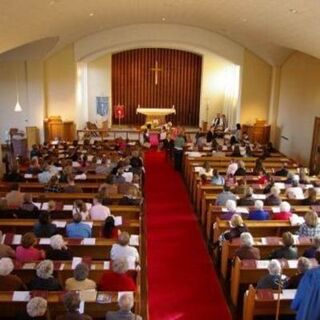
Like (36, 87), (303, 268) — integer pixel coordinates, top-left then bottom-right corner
(213, 218), (300, 243)
(220, 236), (312, 279)
(230, 257), (316, 306)
(0, 218), (140, 238)
(243, 285), (295, 320)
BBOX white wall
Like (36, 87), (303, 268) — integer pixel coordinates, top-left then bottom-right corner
(0, 60), (44, 142)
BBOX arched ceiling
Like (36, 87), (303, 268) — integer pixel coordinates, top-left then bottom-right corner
(1, 0), (319, 65)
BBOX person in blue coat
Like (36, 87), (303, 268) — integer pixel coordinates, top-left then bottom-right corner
(248, 200), (269, 220)
(292, 251), (320, 319)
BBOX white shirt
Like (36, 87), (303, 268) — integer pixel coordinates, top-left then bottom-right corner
(227, 163), (238, 176)
(198, 168), (213, 177)
(285, 187), (305, 199)
(89, 204), (110, 220)
(110, 244), (140, 264)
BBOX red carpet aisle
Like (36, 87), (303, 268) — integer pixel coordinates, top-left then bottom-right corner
(145, 151), (231, 320)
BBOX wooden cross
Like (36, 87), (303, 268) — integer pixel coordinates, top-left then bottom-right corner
(151, 61), (162, 85)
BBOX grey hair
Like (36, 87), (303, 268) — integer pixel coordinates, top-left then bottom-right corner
(254, 200), (264, 211)
(50, 234), (65, 250)
(240, 232), (254, 247)
(280, 201), (291, 212)
(226, 199), (237, 212)
(112, 258), (129, 274)
(297, 257), (311, 274)
(118, 293), (134, 312)
(268, 259), (282, 276)
(0, 257), (14, 276)
(27, 297), (47, 317)
(36, 260), (54, 279)
(74, 263), (89, 281)
(271, 186), (280, 196)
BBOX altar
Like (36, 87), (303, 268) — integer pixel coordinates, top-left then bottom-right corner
(136, 106), (176, 124)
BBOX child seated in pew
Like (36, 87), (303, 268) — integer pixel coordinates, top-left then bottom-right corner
(73, 200), (89, 221)
(248, 200), (269, 220)
(98, 257), (136, 291)
(267, 232), (298, 260)
(65, 262), (96, 291)
(256, 259), (288, 289)
(234, 232), (261, 260)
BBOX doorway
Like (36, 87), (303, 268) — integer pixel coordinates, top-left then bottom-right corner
(310, 117), (320, 175)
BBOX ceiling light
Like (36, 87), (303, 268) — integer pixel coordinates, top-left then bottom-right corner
(162, 17), (166, 22)
(290, 9), (298, 14)
(89, 12), (94, 17)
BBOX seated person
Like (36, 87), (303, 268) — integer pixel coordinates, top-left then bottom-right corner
(18, 296), (48, 320)
(303, 188), (320, 205)
(233, 179), (249, 197)
(63, 175), (83, 193)
(106, 293), (142, 320)
(98, 258), (136, 291)
(211, 169), (225, 186)
(272, 201), (292, 220)
(44, 175), (62, 193)
(303, 235), (320, 258)
(234, 232), (261, 260)
(234, 160), (247, 176)
(130, 150), (143, 173)
(119, 185), (141, 206)
(221, 199), (237, 220)
(28, 259), (62, 291)
(89, 196), (111, 220)
(198, 161), (213, 177)
(56, 291), (92, 320)
(27, 157), (42, 175)
(264, 186), (282, 206)
(215, 185), (237, 206)
(298, 211), (320, 237)
(46, 234), (73, 260)
(226, 159), (238, 176)
(20, 193), (39, 213)
(0, 257), (26, 290)
(256, 170), (269, 185)
(225, 173), (237, 188)
(37, 166), (52, 184)
(33, 212), (57, 238)
(65, 263), (96, 291)
(66, 213), (92, 239)
(102, 216), (120, 239)
(73, 200), (89, 221)
(238, 187), (255, 206)
(257, 259), (287, 289)
(275, 163), (289, 177)
(4, 165), (23, 182)
(267, 232), (298, 260)
(248, 200), (269, 220)
(0, 231), (16, 258)
(286, 257), (311, 289)
(30, 144), (42, 158)
(16, 232), (45, 262)
(5, 183), (24, 208)
(285, 180), (304, 199)
(223, 214), (248, 241)
(111, 232), (140, 265)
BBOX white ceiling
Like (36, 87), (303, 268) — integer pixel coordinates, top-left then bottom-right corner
(1, 0), (320, 65)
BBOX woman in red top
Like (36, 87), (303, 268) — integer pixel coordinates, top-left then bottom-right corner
(273, 201), (293, 220)
(16, 232), (45, 262)
(98, 257), (136, 291)
(101, 216), (120, 239)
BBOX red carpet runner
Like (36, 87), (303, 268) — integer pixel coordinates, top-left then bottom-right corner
(145, 151), (231, 320)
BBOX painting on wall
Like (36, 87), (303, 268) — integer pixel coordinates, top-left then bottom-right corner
(96, 96), (109, 117)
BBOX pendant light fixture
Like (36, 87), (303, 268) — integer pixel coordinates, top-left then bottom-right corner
(14, 69), (22, 112)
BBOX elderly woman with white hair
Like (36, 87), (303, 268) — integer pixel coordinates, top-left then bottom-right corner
(98, 257), (136, 291)
(106, 293), (142, 320)
(286, 257), (312, 289)
(272, 201), (292, 220)
(234, 232), (261, 260)
(265, 185), (281, 206)
(0, 257), (26, 291)
(257, 259), (287, 289)
(110, 232), (140, 265)
(221, 199), (237, 220)
(19, 297), (48, 320)
(65, 262), (96, 291)
(28, 259), (62, 291)
(46, 234), (73, 260)
(248, 200), (269, 220)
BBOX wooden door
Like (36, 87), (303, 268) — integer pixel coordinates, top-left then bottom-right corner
(310, 117), (320, 174)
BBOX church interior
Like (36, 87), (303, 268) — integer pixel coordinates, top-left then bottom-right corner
(0, 1), (320, 319)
